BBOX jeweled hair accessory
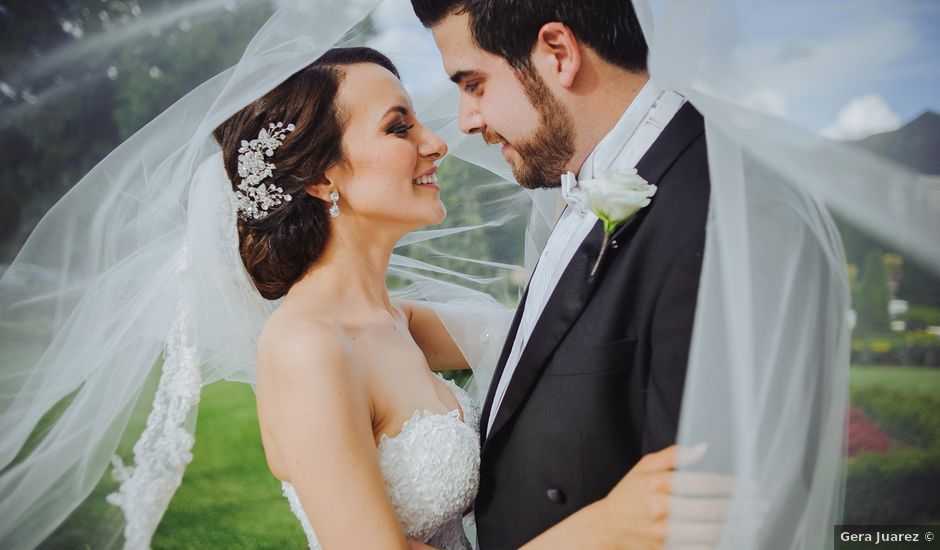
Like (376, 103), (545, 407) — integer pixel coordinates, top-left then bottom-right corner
(234, 121), (295, 220)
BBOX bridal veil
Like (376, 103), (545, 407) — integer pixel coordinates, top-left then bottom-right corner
(638, 1), (939, 548)
(0, 0), (936, 548)
(0, 1), (516, 547)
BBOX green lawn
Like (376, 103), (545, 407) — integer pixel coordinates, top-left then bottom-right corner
(851, 364), (940, 395)
(148, 366), (940, 546)
(153, 381), (305, 549)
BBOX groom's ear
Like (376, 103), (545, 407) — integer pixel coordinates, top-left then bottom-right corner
(532, 22), (582, 89)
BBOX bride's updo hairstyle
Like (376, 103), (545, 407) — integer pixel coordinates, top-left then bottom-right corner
(213, 47), (400, 299)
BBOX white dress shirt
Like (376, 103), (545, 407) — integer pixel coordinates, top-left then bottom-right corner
(486, 82), (686, 434)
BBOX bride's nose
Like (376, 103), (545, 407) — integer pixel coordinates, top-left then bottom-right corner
(418, 126), (448, 160)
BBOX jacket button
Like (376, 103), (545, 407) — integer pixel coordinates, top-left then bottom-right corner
(546, 488), (566, 504)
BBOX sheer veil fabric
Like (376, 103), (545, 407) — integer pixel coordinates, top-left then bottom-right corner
(636, 1), (939, 548)
(0, 0), (936, 549)
(0, 1), (520, 547)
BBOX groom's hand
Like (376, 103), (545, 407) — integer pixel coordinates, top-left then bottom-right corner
(600, 444), (734, 550)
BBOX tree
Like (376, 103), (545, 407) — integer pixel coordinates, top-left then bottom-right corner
(0, 0), (273, 262)
(855, 252), (890, 333)
(898, 259), (940, 308)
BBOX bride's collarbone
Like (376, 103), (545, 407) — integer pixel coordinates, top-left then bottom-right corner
(304, 315), (461, 444)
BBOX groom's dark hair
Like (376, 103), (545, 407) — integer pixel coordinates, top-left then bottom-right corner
(411, 0), (648, 74)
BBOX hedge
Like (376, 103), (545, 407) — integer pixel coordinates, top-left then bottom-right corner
(845, 447), (940, 523)
(852, 332), (940, 366)
(844, 386), (940, 523)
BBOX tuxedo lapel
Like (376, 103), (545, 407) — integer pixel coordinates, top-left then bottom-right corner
(482, 103), (705, 449)
(483, 222), (606, 448)
(591, 103), (706, 275)
(613, 103), (705, 243)
(479, 195), (568, 441)
(479, 286), (528, 442)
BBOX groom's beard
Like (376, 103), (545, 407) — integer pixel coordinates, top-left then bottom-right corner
(485, 71), (575, 190)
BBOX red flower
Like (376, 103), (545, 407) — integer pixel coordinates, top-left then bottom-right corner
(846, 405), (894, 457)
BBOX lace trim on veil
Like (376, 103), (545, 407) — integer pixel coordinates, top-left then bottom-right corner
(105, 240), (203, 549)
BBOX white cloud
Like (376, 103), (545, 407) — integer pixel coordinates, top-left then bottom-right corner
(742, 89), (788, 118)
(822, 94), (902, 140)
(684, 5), (920, 132)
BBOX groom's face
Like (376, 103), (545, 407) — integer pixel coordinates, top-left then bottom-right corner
(430, 12), (574, 189)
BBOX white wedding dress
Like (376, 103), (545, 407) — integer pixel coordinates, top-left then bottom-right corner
(282, 375), (481, 550)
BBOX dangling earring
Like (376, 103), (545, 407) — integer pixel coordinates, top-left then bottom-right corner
(329, 191), (340, 218)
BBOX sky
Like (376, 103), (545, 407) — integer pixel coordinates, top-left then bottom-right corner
(732, 0), (940, 139)
(3, 0), (937, 141)
(368, 0), (940, 141)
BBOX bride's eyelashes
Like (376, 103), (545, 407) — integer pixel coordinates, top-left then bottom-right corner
(387, 121), (415, 137)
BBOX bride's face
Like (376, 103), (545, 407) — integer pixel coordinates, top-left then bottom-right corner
(323, 62), (448, 231)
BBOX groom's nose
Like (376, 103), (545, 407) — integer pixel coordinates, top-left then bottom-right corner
(458, 95), (484, 135)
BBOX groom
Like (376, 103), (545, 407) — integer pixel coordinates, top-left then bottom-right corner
(412, 1), (710, 548)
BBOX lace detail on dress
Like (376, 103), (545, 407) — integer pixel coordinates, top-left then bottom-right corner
(439, 375), (481, 433)
(284, 374), (480, 549)
(283, 482), (321, 549)
(107, 241), (203, 549)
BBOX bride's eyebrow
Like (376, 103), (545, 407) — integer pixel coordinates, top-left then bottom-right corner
(380, 105), (410, 122)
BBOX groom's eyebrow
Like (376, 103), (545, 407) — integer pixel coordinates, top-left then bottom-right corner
(449, 69), (480, 85)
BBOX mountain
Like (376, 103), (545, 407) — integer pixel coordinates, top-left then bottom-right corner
(856, 111), (940, 175)
(843, 111), (940, 308)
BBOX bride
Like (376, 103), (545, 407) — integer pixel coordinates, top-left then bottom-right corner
(233, 46), (475, 548)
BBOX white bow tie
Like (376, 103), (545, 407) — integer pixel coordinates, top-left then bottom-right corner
(560, 171), (588, 215)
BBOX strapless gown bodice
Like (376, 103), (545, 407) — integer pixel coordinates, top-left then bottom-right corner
(282, 375), (480, 549)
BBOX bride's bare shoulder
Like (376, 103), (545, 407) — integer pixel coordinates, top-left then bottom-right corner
(254, 306), (373, 473)
(256, 306), (354, 381)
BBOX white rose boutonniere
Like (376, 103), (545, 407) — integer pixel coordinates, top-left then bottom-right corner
(579, 168), (657, 276)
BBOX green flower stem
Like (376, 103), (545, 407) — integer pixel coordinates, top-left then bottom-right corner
(590, 214), (622, 277)
(590, 232), (610, 277)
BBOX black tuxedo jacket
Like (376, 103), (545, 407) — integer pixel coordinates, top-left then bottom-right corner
(475, 103), (710, 549)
